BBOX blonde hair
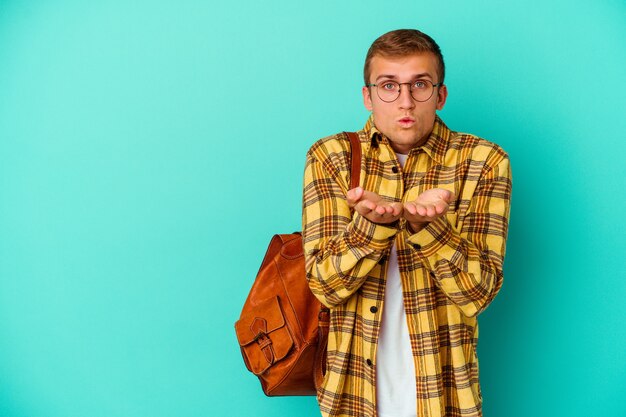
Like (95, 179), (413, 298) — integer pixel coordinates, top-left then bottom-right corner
(364, 29), (445, 85)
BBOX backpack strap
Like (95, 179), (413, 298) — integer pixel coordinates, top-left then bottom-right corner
(344, 132), (361, 190)
(314, 131), (361, 390)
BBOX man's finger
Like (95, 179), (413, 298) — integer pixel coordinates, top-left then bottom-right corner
(392, 203), (403, 216)
(405, 202), (417, 215)
(354, 201), (372, 215)
(347, 187), (363, 205)
(375, 205), (386, 215)
(443, 190), (456, 203)
(362, 200), (377, 211)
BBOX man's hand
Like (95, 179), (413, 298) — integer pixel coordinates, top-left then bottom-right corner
(403, 188), (455, 233)
(346, 187), (403, 225)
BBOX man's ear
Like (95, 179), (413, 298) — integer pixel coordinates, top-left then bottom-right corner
(362, 86), (373, 111)
(436, 84), (448, 110)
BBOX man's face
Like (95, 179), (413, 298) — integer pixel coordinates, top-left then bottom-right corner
(362, 53), (448, 154)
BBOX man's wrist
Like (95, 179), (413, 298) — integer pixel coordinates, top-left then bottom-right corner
(407, 221), (427, 234)
(373, 219), (400, 229)
(358, 211), (401, 229)
(349, 212), (398, 250)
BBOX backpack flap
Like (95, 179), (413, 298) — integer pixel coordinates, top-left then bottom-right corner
(235, 296), (294, 375)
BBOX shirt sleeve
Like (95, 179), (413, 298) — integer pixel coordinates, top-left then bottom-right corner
(302, 147), (397, 308)
(403, 154), (512, 317)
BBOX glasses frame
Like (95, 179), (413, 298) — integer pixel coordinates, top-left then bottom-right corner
(366, 79), (444, 103)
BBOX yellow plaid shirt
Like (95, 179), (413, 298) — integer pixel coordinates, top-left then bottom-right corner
(302, 115), (512, 417)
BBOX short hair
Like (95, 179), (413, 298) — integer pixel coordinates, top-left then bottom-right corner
(363, 29), (445, 86)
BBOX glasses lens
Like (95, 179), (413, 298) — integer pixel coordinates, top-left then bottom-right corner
(373, 80), (437, 102)
(410, 80), (434, 102)
(376, 81), (400, 102)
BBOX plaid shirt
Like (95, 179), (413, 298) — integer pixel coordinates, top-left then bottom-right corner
(302, 115), (512, 417)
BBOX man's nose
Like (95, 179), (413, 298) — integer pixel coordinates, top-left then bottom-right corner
(398, 84), (415, 108)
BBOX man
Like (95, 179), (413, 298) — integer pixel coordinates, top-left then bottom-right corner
(302, 29), (512, 417)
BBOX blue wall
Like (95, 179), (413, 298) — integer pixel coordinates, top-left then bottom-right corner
(1, 1), (624, 416)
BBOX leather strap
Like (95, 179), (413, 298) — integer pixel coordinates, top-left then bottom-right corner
(314, 308), (330, 389)
(313, 131), (361, 390)
(345, 132), (361, 190)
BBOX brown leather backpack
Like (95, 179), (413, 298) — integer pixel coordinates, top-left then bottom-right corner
(234, 132), (362, 396)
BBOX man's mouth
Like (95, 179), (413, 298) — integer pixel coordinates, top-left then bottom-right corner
(398, 117), (415, 127)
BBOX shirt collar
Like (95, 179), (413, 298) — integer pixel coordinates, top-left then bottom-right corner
(363, 114), (451, 164)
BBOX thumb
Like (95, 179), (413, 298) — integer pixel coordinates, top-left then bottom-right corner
(442, 189), (456, 203)
(346, 187), (363, 206)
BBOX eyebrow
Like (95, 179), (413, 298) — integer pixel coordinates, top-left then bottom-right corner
(375, 73), (433, 82)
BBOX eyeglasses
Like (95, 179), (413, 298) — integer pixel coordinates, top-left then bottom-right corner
(366, 79), (443, 103)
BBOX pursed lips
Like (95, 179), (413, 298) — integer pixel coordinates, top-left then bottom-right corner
(397, 117), (415, 127)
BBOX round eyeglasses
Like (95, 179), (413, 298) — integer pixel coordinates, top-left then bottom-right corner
(366, 79), (443, 103)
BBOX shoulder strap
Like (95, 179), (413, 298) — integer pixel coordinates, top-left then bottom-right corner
(314, 132), (361, 390)
(344, 132), (361, 190)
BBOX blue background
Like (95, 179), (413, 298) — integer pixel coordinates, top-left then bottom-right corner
(1, 1), (625, 416)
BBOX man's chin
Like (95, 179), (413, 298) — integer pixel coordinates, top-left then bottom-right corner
(391, 132), (423, 148)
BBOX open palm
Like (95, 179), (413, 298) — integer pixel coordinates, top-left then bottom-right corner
(404, 188), (455, 226)
(346, 187), (403, 224)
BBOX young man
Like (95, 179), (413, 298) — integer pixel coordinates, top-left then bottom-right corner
(302, 29), (512, 417)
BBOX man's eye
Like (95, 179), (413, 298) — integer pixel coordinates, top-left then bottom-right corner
(413, 81), (427, 89)
(382, 82), (397, 90)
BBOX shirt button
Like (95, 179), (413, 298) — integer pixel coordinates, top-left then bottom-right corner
(370, 306), (378, 313)
(391, 166), (399, 173)
(366, 359), (373, 367)
(412, 243), (421, 250)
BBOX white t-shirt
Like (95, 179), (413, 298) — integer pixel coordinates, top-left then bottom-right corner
(376, 152), (417, 417)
